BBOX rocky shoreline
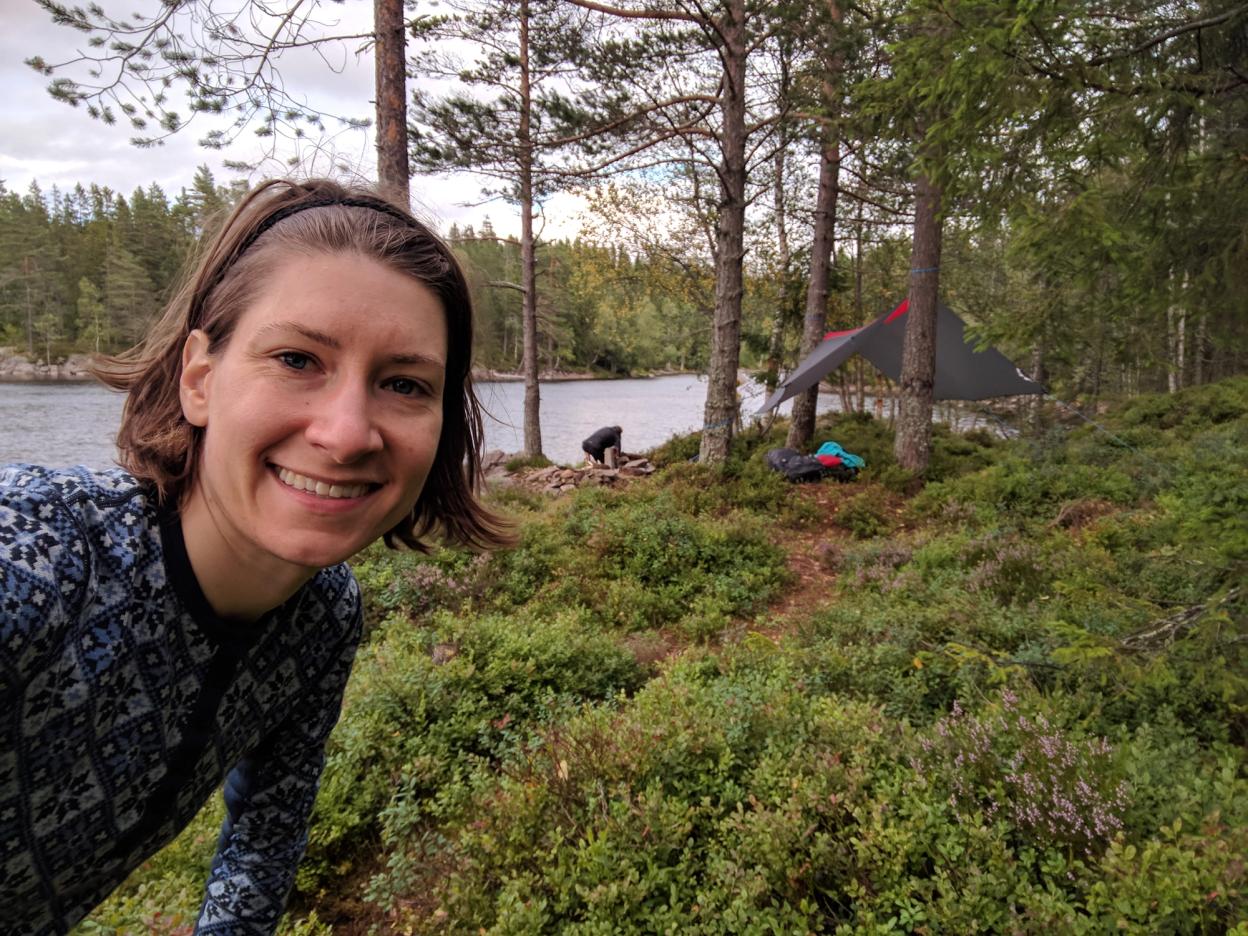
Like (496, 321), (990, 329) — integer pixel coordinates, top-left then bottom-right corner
(480, 449), (656, 494)
(0, 349), (95, 382)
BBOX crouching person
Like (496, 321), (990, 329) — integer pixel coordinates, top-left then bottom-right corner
(582, 425), (623, 466)
(0, 179), (510, 934)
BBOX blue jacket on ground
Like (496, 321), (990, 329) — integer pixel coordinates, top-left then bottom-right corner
(0, 464), (362, 935)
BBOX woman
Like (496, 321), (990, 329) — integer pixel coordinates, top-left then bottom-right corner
(0, 179), (508, 934)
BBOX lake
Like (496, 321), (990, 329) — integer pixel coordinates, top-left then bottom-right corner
(0, 375), (854, 468)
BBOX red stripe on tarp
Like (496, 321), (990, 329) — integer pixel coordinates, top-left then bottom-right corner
(824, 299), (909, 340)
(885, 298), (909, 322)
(823, 325), (863, 340)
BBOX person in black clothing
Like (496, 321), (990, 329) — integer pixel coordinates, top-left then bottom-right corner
(582, 425), (623, 464)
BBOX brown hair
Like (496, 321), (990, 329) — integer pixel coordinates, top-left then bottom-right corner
(94, 178), (511, 552)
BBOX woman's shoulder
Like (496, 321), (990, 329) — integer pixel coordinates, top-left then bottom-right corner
(1, 463), (148, 512)
(1, 464), (157, 578)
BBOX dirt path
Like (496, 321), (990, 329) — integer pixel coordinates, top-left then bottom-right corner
(755, 482), (856, 633)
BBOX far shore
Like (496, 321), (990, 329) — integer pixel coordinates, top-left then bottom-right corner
(0, 349), (700, 386)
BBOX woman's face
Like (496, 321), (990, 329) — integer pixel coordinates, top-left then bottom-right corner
(179, 250), (448, 572)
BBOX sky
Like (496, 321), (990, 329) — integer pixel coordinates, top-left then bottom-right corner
(1, 0), (586, 239)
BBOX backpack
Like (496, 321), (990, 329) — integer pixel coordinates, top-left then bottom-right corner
(764, 447), (829, 484)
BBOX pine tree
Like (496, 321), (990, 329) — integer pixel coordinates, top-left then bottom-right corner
(75, 276), (111, 354)
(103, 233), (158, 346)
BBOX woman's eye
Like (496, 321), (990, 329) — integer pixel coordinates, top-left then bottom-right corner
(278, 351), (312, 371)
(386, 377), (422, 397)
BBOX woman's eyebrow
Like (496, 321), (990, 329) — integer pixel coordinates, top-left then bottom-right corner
(390, 351), (445, 367)
(255, 321), (444, 367)
(255, 321), (339, 349)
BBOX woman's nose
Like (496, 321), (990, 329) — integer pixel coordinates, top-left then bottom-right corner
(304, 381), (383, 462)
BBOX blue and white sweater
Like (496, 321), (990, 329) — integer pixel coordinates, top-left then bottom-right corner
(0, 465), (362, 935)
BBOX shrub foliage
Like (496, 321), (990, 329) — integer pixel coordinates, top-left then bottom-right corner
(79, 380), (1248, 934)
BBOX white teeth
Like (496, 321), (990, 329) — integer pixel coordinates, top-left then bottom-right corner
(276, 468), (369, 499)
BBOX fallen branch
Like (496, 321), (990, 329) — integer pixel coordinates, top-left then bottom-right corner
(1120, 587), (1241, 653)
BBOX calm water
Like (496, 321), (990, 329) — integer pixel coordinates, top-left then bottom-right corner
(0, 375), (848, 468)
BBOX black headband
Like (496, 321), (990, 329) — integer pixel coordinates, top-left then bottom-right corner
(235, 194), (419, 259)
(192, 193), (423, 327)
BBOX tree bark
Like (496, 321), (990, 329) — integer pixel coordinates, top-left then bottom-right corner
(1029, 333), (1047, 433)
(786, 131), (840, 450)
(373, 0), (409, 203)
(698, 0), (747, 464)
(853, 200), (865, 413)
(519, 0), (544, 457)
(1193, 313), (1207, 385)
(763, 142), (790, 393)
(787, 0), (843, 449)
(894, 171), (942, 474)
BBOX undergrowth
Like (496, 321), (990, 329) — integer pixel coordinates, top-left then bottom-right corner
(78, 378), (1248, 935)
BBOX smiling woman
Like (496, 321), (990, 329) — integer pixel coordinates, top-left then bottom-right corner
(0, 179), (511, 935)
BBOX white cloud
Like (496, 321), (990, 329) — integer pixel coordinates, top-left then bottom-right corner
(0, 0), (589, 240)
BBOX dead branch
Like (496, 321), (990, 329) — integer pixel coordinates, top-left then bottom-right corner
(1120, 587), (1241, 653)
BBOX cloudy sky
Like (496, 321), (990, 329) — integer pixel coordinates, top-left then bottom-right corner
(1, 0), (585, 238)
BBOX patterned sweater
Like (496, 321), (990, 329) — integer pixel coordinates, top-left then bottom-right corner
(0, 465), (362, 935)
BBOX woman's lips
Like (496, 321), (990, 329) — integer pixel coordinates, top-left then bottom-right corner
(274, 465), (376, 499)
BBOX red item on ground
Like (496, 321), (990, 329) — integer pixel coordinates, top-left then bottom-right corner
(816, 454), (843, 468)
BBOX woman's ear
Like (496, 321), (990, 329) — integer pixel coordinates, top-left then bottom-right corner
(180, 329), (213, 428)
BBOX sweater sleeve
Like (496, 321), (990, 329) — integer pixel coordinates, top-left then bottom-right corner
(194, 593), (362, 935)
(0, 467), (89, 703)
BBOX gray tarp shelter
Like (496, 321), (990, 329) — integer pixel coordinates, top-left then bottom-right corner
(758, 299), (1044, 413)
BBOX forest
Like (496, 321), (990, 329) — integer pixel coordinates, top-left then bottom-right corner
(12, 0), (1248, 467)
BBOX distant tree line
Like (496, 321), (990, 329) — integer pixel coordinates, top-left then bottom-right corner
(0, 166), (234, 362)
(0, 166), (720, 375)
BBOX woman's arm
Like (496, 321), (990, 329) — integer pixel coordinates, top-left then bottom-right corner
(194, 598), (361, 935)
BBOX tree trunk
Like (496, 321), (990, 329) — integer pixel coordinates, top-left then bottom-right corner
(1029, 336), (1047, 434)
(787, 2), (843, 449)
(699, 0), (747, 465)
(786, 131), (840, 451)
(519, 0), (544, 457)
(763, 143), (790, 393)
(1193, 313), (1207, 385)
(373, 0), (409, 203)
(894, 171), (942, 474)
(854, 199), (864, 413)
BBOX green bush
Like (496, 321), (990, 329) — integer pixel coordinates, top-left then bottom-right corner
(79, 378), (1248, 934)
(833, 486), (895, 539)
(300, 608), (645, 890)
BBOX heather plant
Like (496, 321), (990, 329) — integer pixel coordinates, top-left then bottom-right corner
(843, 540), (916, 592)
(913, 689), (1130, 856)
(962, 532), (1052, 605)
